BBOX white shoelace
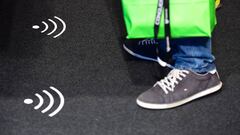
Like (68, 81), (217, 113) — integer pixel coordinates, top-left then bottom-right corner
(154, 69), (189, 94)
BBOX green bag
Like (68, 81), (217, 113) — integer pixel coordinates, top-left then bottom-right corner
(122, 0), (217, 39)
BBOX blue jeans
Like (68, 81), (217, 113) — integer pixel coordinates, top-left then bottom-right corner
(123, 37), (216, 73)
(170, 38), (216, 73)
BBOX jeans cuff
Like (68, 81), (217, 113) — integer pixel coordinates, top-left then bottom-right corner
(173, 64), (216, 73)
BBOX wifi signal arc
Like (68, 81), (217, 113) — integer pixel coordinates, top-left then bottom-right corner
(32, 16), (66, 38)
(41, 21), (48, 33)
(48, 86), (65, 117)
(53, 16), (66, 38)
(41, 90), (54, 113)
(47, 19), (57, 36)
(34, 93), (44, 110)
(24, 86), (65, 117)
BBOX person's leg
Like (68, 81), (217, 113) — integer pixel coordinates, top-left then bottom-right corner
(136, 37), (222, 109)
(172, 37), (216, 73)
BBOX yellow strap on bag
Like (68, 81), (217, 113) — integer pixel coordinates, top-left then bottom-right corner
(215, 0), (221, 9)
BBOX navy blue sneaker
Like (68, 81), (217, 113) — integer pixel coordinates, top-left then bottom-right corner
(123, 39), (166, 62)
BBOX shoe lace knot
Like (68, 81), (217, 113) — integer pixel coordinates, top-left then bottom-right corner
(154, 69), (189, 94)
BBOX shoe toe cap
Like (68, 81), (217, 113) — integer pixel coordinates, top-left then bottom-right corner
(137, 87), (165, 104)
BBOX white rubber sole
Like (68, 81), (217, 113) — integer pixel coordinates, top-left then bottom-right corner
(136, 82), (223, 109)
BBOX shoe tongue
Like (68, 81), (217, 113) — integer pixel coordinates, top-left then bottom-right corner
(169, 69), (181, 75)
(168, 69), (189, 78)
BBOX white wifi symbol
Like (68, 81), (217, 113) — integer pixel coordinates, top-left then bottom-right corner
(24, 86), (65, 117)
(32, 16), (66, 38)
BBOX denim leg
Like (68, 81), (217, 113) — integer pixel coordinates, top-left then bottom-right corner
(171, 38), (216, 73)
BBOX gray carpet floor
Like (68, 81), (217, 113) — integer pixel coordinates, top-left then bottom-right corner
(0, 0), (240, 135)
